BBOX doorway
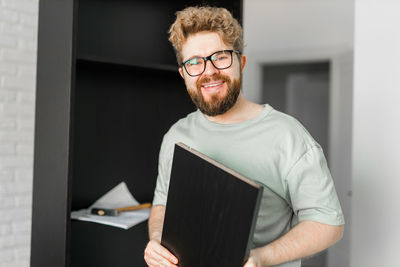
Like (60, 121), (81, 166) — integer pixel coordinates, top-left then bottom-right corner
(262, 61), (330, 267)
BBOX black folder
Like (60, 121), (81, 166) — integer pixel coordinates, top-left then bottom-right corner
(161, 143), (263, 267)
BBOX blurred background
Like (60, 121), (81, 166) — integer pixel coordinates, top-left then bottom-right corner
(0, 0), (399, 266)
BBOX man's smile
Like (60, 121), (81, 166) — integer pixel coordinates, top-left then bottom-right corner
(201, 80), (225, 94)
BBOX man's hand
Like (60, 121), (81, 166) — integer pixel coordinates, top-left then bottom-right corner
(244, 256), (261, 267)
(243, 248), (265, 267)
(145, 205), (178, 266)
(144, 239), (178, 267)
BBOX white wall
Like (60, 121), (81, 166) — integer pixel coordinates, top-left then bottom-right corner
(243, 0), (354, 102)
(0, 0), (38, 266)
(243, 0), (353, 52)
(243, 1), (354, 266)
(351, 1), (400, 266)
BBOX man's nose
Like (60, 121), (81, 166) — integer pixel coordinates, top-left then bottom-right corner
(203, 59), (219, 76)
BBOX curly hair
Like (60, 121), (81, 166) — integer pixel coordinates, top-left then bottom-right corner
(168, 6), (243, 65)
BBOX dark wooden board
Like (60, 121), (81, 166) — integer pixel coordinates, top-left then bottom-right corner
(161, 143), (263, 267)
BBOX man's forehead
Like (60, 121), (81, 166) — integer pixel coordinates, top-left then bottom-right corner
(181, 31), (231, 59)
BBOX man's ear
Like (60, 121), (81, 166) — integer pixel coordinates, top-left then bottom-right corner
(178, 67), (185, 79)
(240, 54), (247, 72)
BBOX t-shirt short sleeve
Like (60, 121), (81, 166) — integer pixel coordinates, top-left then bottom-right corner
(152, 135), (173, 206)
(285, 145), (345, 225)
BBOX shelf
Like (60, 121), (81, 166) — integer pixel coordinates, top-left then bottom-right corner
(32, 0), (243, 266)
(76, 0), (178, 68)
(76, 55), (179, 73)
(72, 59), (195, 210)
(70, 220), (148, 267)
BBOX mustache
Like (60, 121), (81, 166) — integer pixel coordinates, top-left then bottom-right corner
(196, 73), (231, 89)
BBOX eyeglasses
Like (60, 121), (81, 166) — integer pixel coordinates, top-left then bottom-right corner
(181, 50), (241, 77)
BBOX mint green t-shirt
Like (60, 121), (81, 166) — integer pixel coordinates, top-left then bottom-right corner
(153, 104), (344, 267)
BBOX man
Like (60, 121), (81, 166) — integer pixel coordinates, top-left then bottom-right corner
(144, 6), (344, 267)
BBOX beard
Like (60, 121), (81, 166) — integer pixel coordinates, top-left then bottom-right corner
(187, 73), (242, 116)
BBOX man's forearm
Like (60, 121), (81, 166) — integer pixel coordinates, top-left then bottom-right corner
(145, 205), (179, 266)
(148, 205), (166, 242)
(251, 220), (344, 266)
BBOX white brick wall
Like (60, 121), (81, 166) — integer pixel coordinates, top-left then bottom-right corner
(0, 0), (38, 266)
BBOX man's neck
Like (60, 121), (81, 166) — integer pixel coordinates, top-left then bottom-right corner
(204, 93), (264, 124)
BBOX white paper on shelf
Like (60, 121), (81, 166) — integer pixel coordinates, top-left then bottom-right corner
(70, 181), (150, 230)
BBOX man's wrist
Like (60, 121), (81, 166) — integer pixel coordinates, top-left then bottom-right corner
(251, 245), (275, 266)
(150, 231), (162, 242)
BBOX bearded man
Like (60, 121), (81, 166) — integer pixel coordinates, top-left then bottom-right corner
(144, 6), (344, 267)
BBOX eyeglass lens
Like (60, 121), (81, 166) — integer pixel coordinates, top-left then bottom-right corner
(184, 50), (233, 76)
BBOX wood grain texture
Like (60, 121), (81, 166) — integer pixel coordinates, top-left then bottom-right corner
(162, 143), (263, 267)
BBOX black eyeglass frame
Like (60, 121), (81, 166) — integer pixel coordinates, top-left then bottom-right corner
(180, 49), (242, 77)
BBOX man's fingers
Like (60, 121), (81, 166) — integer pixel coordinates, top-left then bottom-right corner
(152, 242), (178, 264)
(243, 257), (257, 267)
(144, 240), (178, 267)
(146, 255), (177, 267)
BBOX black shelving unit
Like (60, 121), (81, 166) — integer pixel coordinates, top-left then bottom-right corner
(31, 0), (242, 266)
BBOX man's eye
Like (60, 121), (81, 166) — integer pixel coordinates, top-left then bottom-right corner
(213, 55), (228, 61)
(187, 58), (200, 66)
